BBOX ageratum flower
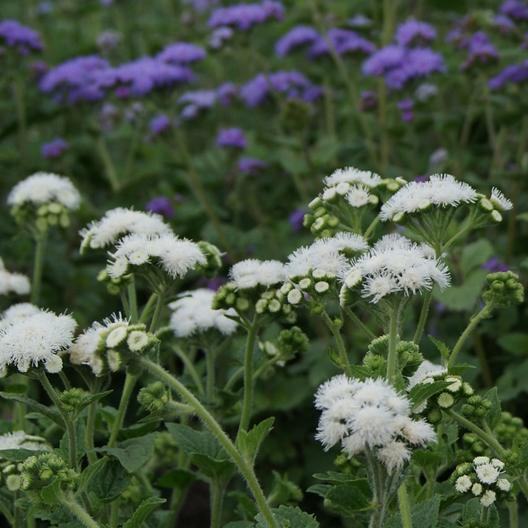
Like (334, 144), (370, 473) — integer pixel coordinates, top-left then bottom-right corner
(308, 28), (376, 58)
(208, 1), (284, 31)
(489, 60), (528, 90)
(241, 71), (322, 107)
(209, 26), (234, 48)
(41, 138), (69, 159)
(395, 19), (436, 47)
(500, 0), (528, 20)
(275, 25), (320, 57)
(0, 309), (76, 373)
(145, 196), (175, 219)
(0, 20), (43, 55)
(462, 32), (499, 70)
(315, 376), (436, 472)
(169, 289), (237, 337)
(179, 83), (237, 119)
(216, 127), (247, 149)
(106, 233), (207, 280)
(0, 259), (30, 297)
(397, 98), (414, 122)
(340, 234), (450, 304)
(493, 14), (516, 33)
(148, 114), (171, 136)
(80, 207), (171, 251)
(7, 172), (80, 211)
(0, 303), (40, 330)
(237, 157), (267, 174)
(157, 42), (206, 64)
(0, 431), (48, 453)
(229, 259), (286, 289)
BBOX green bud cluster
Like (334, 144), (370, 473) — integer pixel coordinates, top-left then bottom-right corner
(59, 388), (90, 414)
(461, 395), (492, 421)
(20, 453), (77, 492)
(97, 268), (132, 295)
(138, 382), (170, 413)
(363, 336), (422, 378)
(282, 268), (336, 307)
(1, 461), (24, 491)
(11, 201), (71, 233)
(274, 326), (309, 365)
(334, 453), (362, 475)
(213, 282), (251, 313)
(197, 241), (223, 275)
(255, 288), (296, 322)
(482, 271), (524, 307)
(495, 412), (528, 447)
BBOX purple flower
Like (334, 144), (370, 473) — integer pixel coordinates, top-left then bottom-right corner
(309, 28), (376, 58)
(359, 90), (377, 111)
(96, 30), (121, 53)
(41, 138), (69, 159)
(494, 14), (516, 33)
(397, 98), (414, 122)
(238, 156), (267, 173)
(178, 82), (236, 119)
(208, 1), (284, 31)
(462, 32), (499, 70)
(0, 20), (43, 55)
(157, 42), (206, 64)
(209, 26), (234, 48)
(146, 196), (175, 218)
(217, 127), (247, 149)
(149, 114), (171, 136)
(39, 55), (111, 103)
(362, 45), (406, 76)
(30, 60), (48, 79)
(500, 0), (528, 20)
(205, 276), (227, 290)
(347, 15), (372, 28)
(482, 257), (509, 272)
(240, 70), (322, 106)
(395, 19), (436, 47)
(275, 25), (320, 56)
(288, 208), (306, 232)
(489, 60), (528, 89)
(183, 0), (219, 12)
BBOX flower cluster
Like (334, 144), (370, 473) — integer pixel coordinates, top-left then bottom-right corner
(482, 271), (524, 307)
(315, 376), (436, 472)
(453, 457), (512, 507)
(0, 259), (30, 297)
(70, 314), (157, 375)
(0, 20), (43, 55)
(207, 1), (284, 31)
(19, 453), (78, 492)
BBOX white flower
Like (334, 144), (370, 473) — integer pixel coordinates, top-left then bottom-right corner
(0, 259), (30, 297)
(0, 310), (76, 373)
(286, 233), (367, 278)
(497, 478), (511, 492)
(106, 326), (128, 348)
(407, 360), (447, 389)
(80, 207), (171, 250)
(476, 463), (500, 484)
(108, 234), (206, 280)
(229, 259), (286, 289)
(377, 441), (410, 473)
(314, 374), (361, 410)
(314, 281), (329, 293)
(473, 456), (490, 466)
(380, 174), (478, 221)
(399, 418), (436, 446)
(342, 234), (450, 303)
(491, 458), (505, 470)
(316, 398), (354, 449)
(490, 188), (513, 211)
(471, 483), (483, 496)
(455, 475), (472, 493)
(346, 185), (371, 208)
(324, 167), (382, 188)
(126, 331), (150, 352)
(0, 431), (48, 453)
(287, 288), (303, 305)
(169, 289), (237, 337)
(0, 303), (40, 330)
(7, 172), (80, 210)
(480, 490), (496, 507)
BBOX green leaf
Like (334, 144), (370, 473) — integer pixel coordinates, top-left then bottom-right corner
(386, 495), (441, 528)
(497, 333), (528, 356)
(82, 456), (130, 503)
(485, 387), (501, 428)
(155, 469), (194, 489)
(408, 381), (451, 411)
(256, 506), (319, 528)
(434, 270), (487, 311)
(97, 433), (156, 473)
(237, 417), (274, 464)
(77, 390), (113, 413)
(277, 149), (308, 175)
(323, 481), (372, 516)
(123, 497), (166, 528)
(0, 391), (63, 427)
(0, 448), (47, 461)
(166, 423), (234, 479)
(496, 360), (528, 401)
(428, 336), (450, 363)
(460, 239), (494, 274)
(39, 480), (61, 505)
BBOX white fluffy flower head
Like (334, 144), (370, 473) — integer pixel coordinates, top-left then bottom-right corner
(169, 289), (237, 337)
(0, 431), (48, 453)
(7, 172), (80, 210)
(0, 309), (76, 373)
(229, 259), (286, 289)
(0, 258), (30, 297)
(324, 167), (383, 188)
(380, 174), (478, 221)
(0, 303), (41, 331)
(490, 188), (513, 211)
(80, 207), (171, 250)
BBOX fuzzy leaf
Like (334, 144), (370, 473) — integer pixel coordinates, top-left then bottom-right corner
(0, 391), (64, 427)
(485, 387), (502, 428)
(123, 497), (165, 528)
(256, 506), (319, 528)
(323, 481), (372, 516)
(81, 456), (130, 503)
(409, 381), (450, 411)
(237, 417), (274, 464)
(97, 433), (156, 473)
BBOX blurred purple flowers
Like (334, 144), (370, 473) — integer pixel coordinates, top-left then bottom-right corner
(462, 32), (499, 70)
(217, 127), (247, 149)
(489, 60), (528, 89)
(146, 196), (175, 218)
(208, 1), (284, 31)
(288, 208), (305, 232)
(482, 257), (509, 272)
(238, 157), (267, 173)
(41, 138), (69, 159)
(158, 42), (206, 64)
(0, 20), (43, 55)
(275, 25), (319, 56)
(178, 83), (236, 119)
(397, 98), (414, 122)
(149, 114), (171, 136)
(395, 20), (436, 47)
(500, 0), (528, 20)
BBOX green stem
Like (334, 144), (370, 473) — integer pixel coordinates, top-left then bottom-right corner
(31, 232), (47, 305)
(386, 306), (399, 383)
(139, 293), (157, 324)
(447, 304), (492, 369)
(149, 292), (165, 333)
(343, 306), (375, 340)
(127, 278), (139, 323)
(138, 357), (279, 528)
(322, 311), (351, 375)
(174, 346), (205, 396)
(364, 217), (380, 240)
(397, 483), (413, 528)
(59, 492), (101, 528)
(96, 138), (120, 192)
(38, 372), (77, 469)
(508, 498), (519, 528)
(413, 291), (433, 344)
(85, 395), (98, 465)
(209, 479), (226, 528)
(107, 372), (138, 448)
(238, 317), (259, 436)
(206, 349), (216, 406)
(166, 400), (194, 415)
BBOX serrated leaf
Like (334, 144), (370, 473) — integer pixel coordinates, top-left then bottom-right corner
(409, 381), (451, 411)
(237, 417), (274, 464)
(81, 456), (130, 503)
(39, 480), (61, 505)
(256, 506), (319, 528)
(97, 433), (156, 473)
(428, 336), (450, 363)
(0, 392), (64, 427)
(324, 481), (372, 516)
(306, 483), (332, 498)
(123, 497), (165, 528)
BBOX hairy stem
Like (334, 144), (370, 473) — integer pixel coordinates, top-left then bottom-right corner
(413, 291), (433, 344)
(59, 493), (101, 528)
(322, 311), (351, 375)
(107, 372), (138, 448)
(127, 277), (139, 323)
(238, 317), (259, 435)
(174, 345), (205, 396)
(343, 306), (376, 340)
(31, 232), (47, 305)
(209, 479), (226, 528)
(398, 483), (413, 528)
(386, 306), (399, 383)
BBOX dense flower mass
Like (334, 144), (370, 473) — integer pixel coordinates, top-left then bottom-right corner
(395, 19), (436, 47)
(216, 127), (247, 149)
(157, 42), (206, 64)
(0, 19), (43, 54)
(0, 309), (76, 373)
(178, 83), (237, 119)
(169, 289), (237, 337)
(315, 376), (436, 471)
(229, 259), (286, 289)
(41, 138), (69, 159)
(340, 234), (450, 303)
